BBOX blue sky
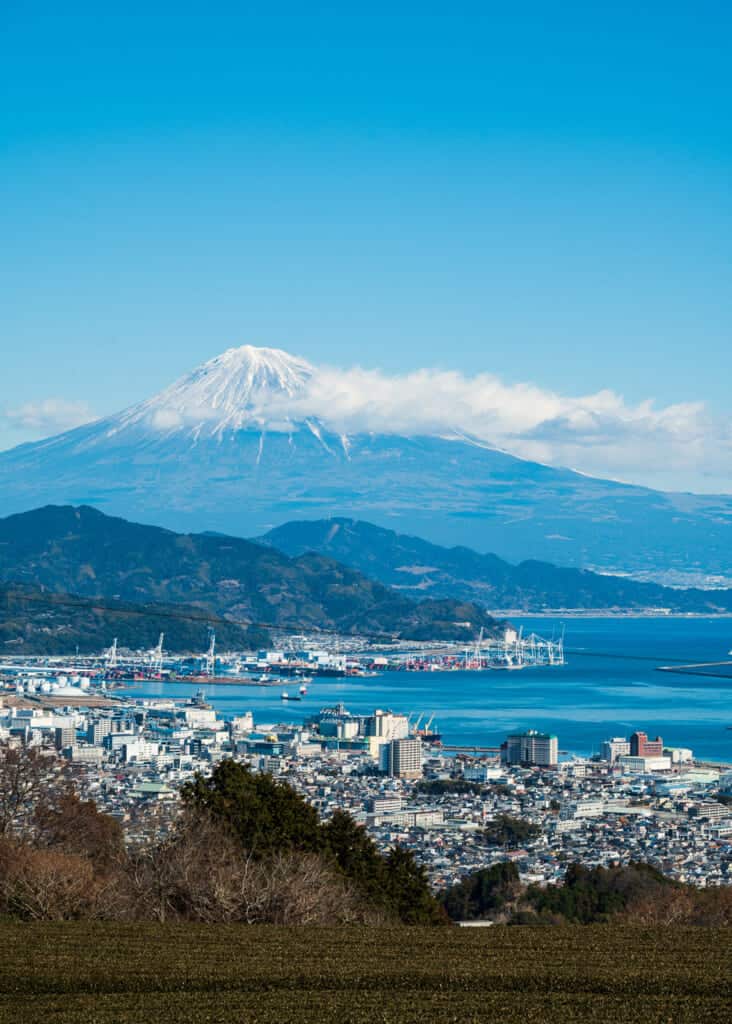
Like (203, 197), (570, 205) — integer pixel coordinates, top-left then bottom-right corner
(2, 3), (731, 486)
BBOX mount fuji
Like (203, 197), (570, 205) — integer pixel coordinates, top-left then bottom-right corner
(1, 344), (731, 582)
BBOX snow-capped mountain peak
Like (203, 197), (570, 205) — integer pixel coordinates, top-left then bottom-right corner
(115, 345), (315, 437)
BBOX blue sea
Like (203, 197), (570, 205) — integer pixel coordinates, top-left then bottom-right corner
(124, 618), (732, 763)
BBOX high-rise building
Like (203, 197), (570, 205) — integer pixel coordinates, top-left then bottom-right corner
(366, 709), (410, 760)
(601, 737), (631, 764)
(54, 726), (75, 750)
(386, 737), (422, 779)
(501, 730), (558, 767)
(629, 731), (663, 757)
(87, 719), (112, 745)
(366, 710), (410, 741)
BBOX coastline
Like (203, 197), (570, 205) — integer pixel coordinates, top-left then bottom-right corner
(505, 611), (732, 619)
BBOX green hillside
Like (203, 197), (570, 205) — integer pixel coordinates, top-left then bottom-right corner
(0, 506), (502, 643)
(261, 517), (732, 613)
(0, 583), (264, 654)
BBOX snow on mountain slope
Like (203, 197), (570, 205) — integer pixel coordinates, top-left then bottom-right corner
(115, 345), (315, 438)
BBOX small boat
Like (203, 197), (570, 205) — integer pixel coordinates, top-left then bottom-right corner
(299, 684), (308, 695)
(186, 689), (211, 708)
(281, 691), (301, 701)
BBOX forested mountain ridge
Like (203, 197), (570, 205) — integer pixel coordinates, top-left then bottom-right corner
(0, 506), (502, 642)
(260, 517), (732, 613)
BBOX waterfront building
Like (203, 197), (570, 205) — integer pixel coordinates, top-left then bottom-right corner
(370, 796), (403, 813)
(617, 755), (672, 773)
(501, 730), (558, 767)
(366, 710), (410, 741)
(560, 798), (605, 820)
(229, 712), (255, 735)
(67, 745), (105, 765)
(463, 764), (504, 783)
(366, 709), (410, 759)
(601, 737), (631, 763)
(386, 737), (422, 779)
(664, 746), (693, 764)
(630, 731), (664, 758)
(688, 801), (730, 822)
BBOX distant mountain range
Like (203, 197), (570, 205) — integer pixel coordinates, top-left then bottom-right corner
(0, 345), (730, 585)
(0, 506), (503, 648)
(259, 517), (732, 615)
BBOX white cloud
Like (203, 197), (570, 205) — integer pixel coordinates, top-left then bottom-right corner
(1, 398), (96, 436)
(150, 407), (183, 431)
(259, 364), (732, 492)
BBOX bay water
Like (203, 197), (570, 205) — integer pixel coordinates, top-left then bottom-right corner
(124, 617), (732, 763)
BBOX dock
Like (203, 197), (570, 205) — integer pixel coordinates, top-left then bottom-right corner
(657, 661), (732, 679)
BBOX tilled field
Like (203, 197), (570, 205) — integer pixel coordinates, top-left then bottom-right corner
(1, 922), (729, 1023)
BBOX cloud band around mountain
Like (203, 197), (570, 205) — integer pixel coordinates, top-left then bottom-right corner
(261, 364), (730, 491)
(3, 355), (730, 492)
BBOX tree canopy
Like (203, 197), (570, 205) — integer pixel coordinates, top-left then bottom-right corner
(484, 815), (541, 847)
(441, 862), (520, 921)
(183, 760), (445, 925)
(181, 760), (322, 858)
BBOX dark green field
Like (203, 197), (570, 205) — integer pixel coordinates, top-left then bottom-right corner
(0, 923), (729, 1023)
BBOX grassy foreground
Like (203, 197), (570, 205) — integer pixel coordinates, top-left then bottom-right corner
(0, 922), (729, 1024)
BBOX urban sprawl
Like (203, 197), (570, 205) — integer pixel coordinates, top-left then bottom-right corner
(1, 639), (730, 893)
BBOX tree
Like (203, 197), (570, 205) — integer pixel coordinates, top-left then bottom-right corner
(182, 761), (447, 925)
(181, 760), (322, 858)
(123, 811), (371, 925)
(0, 743), (59, 836)
(484, 815), (541, 847)
(321, 810), (388, 906)
(441, 862), (521, 921)
(382, 845), (447, 925)
(33, 790), (124, 870)
(0, 838), (98, 920)
(522, 862), (678, 924)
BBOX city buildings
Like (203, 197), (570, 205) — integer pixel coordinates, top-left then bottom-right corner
(601, 737), (631, 763)
(501, 730), (558, 767)
(630, 731), (664, 757)
(617, 754), (672, 773)
(386, 737), (422, 779)
(0, 679), (729, 895)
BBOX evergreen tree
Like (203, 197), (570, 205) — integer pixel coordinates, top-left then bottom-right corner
(183, 761), (447, 924)
(321, 810), (387, 906)
(441, 861), (520, 921)
(181, 761), (322, 858)
(383, 845), (447, 925)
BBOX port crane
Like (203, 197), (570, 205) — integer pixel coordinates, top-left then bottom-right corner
(203, 629), (216, 676)
(148, 633), (165, 673)
(104, 637), (118, 670)
(474, 627), (484, 668)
